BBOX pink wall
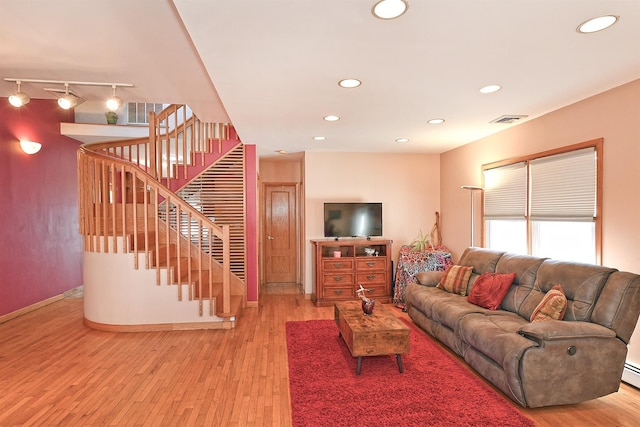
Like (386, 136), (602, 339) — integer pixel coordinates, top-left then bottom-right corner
(440, 78), (640, 266)
(303, 152), (441, 296)
(244, 144), (258, 302)
(0, 99), (83, 316)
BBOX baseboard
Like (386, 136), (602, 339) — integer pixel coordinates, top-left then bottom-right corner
(0, 294), (63, 324)
(622, 361), (640, 389)
(0, 285), (85, 324)
(246, 301), (258, 308)
(83, 317), (235, 332)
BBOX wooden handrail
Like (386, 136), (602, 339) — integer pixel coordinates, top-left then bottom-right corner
(88, 105), (236, 185)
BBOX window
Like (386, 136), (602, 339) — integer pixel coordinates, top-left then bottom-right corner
(482, 140), (601, 264)
(127, 102), (165, 125)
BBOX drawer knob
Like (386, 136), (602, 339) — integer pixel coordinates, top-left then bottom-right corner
(334, 276), (343, 281)
(334, 289), (343, 295)
(366, 261), (375, 267)
(333, 262), (343, 268)
(367, 275), (376, 280)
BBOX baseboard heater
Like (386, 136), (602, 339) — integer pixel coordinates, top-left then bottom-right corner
(622, 361), (640, 389)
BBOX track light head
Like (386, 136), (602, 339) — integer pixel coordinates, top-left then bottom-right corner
(106, 85), (123, 111)
(9, 92), (30, 107)
(8, 81), (30, 107)
(57, 83), (82, 109)
(106, 96), (122, 111)
(58, 94), (76, 109)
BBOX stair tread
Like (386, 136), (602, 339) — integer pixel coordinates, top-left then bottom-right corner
(216, 295), (244, 319)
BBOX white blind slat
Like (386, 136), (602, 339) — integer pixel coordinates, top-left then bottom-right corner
(530, 147), (596, 220)
(483, 162), (526, 219)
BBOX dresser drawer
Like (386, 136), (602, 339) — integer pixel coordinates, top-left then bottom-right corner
(356, 272), (387, 285)
(322, 259), (354, 271)
(356, 258), (387, 270)
(324, 273), (354, 286)
(323, 286), (354, 300)
(356, 284), (388, 299)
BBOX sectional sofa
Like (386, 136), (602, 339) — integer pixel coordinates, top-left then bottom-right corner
(404, 247), (640, 408)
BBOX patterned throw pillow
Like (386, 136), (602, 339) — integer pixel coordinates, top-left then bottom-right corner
(467, 272), (516, 310)
(530, 285), (568, 322)
(436, 265), (473, 296)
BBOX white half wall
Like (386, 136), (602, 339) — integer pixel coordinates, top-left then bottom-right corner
(83, 239), (221, 326)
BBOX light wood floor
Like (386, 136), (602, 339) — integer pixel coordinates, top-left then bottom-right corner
(1, 289), (639, 426)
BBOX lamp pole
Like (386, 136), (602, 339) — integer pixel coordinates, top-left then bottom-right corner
(461, 186), (484, 247)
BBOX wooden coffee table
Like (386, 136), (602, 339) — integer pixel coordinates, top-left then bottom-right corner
(334, 300), (410, 375)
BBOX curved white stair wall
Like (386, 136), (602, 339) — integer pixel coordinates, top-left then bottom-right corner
(83, 239), (222, 327)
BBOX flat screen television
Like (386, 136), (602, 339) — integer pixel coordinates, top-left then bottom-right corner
(323, 202), (383, 238)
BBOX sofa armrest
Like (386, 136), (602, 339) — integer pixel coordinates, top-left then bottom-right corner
(518, 320), (616, 342)
(414, 271), (444, 287)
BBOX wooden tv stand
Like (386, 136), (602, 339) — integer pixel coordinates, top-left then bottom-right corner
(311, 238), (393, 307)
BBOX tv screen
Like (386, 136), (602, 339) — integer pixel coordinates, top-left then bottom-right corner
(324, 202), (383, 238)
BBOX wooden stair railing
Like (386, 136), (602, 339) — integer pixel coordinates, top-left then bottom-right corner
(86, 104), (237, 187)
(78, 105), (244, 321)
(78, 147), (238, 319)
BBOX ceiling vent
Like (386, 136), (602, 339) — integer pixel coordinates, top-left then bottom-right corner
(490, 114), (529, 124)
(43, 87), (82, 98)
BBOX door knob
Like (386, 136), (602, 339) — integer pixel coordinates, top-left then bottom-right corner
(267, 235), (274, 240)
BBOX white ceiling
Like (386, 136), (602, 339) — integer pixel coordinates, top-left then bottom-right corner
(2, 0), (639, 158)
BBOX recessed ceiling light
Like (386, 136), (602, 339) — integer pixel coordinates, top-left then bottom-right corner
(372, 0), (408, 20)
(324, 115), (340, 122)
(577, 15), (618, 33)
(428, 118), (445, 124)
(396, 138), (409, 143)
(313, 136), (326, 141)
(339, 78), (361, 88)
(479, 84), (502, 94)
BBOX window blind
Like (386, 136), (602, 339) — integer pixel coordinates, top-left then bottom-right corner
(530, 147), (596, 221)
(483, 162), (527, 219)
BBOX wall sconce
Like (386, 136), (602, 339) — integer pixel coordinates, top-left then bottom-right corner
(4, 78), (133, 109)
(8, 80), (30, 107)
(20, 140), (42, 155)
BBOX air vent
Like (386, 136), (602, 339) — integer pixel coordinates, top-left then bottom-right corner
(490, 114), (529, 124)
(43, 87), (82, 97)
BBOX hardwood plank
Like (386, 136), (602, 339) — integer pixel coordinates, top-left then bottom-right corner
(0, 293), (639, 426)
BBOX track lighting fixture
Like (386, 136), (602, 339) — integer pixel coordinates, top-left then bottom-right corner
(106, 85), (123, 111)
(4, 77), (133, 109)
(57, 83), (79, 109)
(8, 80), (30, 107)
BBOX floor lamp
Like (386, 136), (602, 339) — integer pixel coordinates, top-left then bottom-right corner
(461, 185), (484, 247)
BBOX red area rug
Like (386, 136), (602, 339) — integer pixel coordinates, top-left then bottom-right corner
(286, 318), (534, 427)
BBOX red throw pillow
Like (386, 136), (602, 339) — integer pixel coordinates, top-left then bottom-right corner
(467, 272), (516, 310)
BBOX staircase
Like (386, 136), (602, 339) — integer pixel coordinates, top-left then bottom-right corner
(78, 105), (246, 328)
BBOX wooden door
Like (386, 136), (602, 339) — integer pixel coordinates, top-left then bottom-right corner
(264, 184), (298, 284)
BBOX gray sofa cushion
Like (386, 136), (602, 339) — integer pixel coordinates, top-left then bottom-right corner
(458, 247), (504, 274)
(592, 271), (640, 343)
(519, 260), (616, 321)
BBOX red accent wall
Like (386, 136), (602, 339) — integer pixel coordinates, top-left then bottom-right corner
(244, 144), (258, 302)
(0, 99), (83, 316)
